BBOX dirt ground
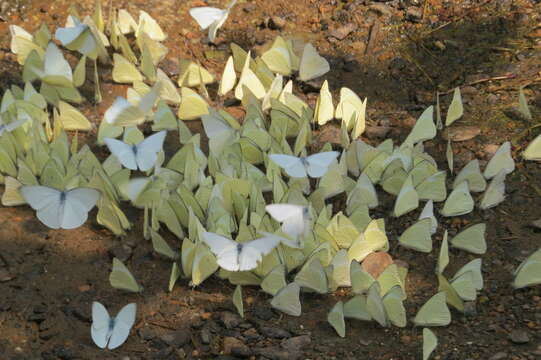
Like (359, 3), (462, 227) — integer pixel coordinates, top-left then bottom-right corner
(0, 0), (541, 359)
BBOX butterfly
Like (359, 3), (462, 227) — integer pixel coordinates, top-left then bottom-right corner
(19, 186), (100, 229)
(91, 302), (136, 350)
(265, 204), (309, 245)
(269, 151), (339, 178)
(104, 130), (166, 171)
(202, 231), (281, 271)
(189, 0), (237, 43)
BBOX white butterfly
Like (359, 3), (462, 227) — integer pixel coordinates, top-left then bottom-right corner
(91, 302), (136, 350)
(269, 151), (339, 178)
(189, 0), (237, 43)
(202, 231), (281, 271)
(19, 186), (100, 229)
(104, 131), (166, 171)
(265, 204), (309, 245)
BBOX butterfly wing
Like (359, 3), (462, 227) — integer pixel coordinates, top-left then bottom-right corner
(305, 151), (339, 177)
(108, 303), (136, 350)
(135, 131), (166, 171)
(201, 232), (239, 271)
(61, 188), (100, 229)
(104, 138), (138, 170)
(269, 154), (307, 178)
(239, 236), (280, 271)
(43, 43), (73, 86)
(91, 301), (112, 349)
(20, 186), (63, 229)
(189, 7), (227, 30)
(265, 204), (306, 239)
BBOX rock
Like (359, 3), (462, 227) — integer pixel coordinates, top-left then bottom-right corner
(369, 4), (393, 17)
(223, 337), (251, 357)
(243, 327), (260, 341)
(268, 16), (286, 30)
(463, 301), (477, 316)
(487, 93), (499, 104)
(221, 311), (242, 329)
(253, 306), (274, 320)
(254, 346), (301, 360)
(160, 329), (190, 347)
(108, 244), (132, 263)
(329, 23), (357, 40)
(317, 124), (342, 145)
(364, 125), (391, 139)
(442, 126), (481, 141)
(200, 327), (211, 344)
(361, 252), (394, 278)
(51, 344), (76, 360)
(461, 86), (478, 96)
(281, 335), (311, 351)
(406, 7), (423, 22)
(260, 326), (291, 339)
(509, 329), (530, 344)
(0, 268), (15, 282)
(138, 327), (156, 341)
(484, 144), (500, 158)
(530, 218), (541, 229)
(490, 352), (508, 360)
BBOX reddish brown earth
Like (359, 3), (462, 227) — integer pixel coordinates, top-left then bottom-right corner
(0, 0), (540, 359)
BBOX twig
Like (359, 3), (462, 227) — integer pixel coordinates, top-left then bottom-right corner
(147, 320), (178, 330)
(441, 74), (517, 94)
(422, 0), (431, 21)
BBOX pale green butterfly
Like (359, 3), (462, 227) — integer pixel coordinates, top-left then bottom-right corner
(399, 218), (433, 253)
(483, 141), (514, 179)
(109, 257), (143, 292)
(523, 134), (541, 161)
(452, 258), (483, 290)
(261, 264), (287, 296)
(440, 181), (473, 217)
(233, 285), (244, 318)
(270, 282), (302, 316)
(327, 301), (346, 338)
(423, 328), (438, 360)
(479, 170), (506, 210)
(413, 292), (451, 327)
(449, 223), (486, 255)
(343, 295), (372, 321)
(436, 230), (449, 275)
(513, 248), (541, 289)
(393, 175), (418, 217)
(350, 260), (375, 294)
(366, 282), (387, 327)
(294, 257), (328, 294)
(445, 87), (463, 126)
(453, 159), (486, 192)
(403, 106), (436, 146)
(382, 285), (407, 327)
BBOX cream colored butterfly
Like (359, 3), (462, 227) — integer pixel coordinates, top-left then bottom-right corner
(298, 43), (330, 81)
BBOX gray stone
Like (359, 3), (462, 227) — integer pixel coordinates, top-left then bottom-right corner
(260, 326), (291, 339)
(509, 329), (530, 344)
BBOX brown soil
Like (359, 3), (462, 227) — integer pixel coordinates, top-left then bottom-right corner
(0, 0), (540, 359)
